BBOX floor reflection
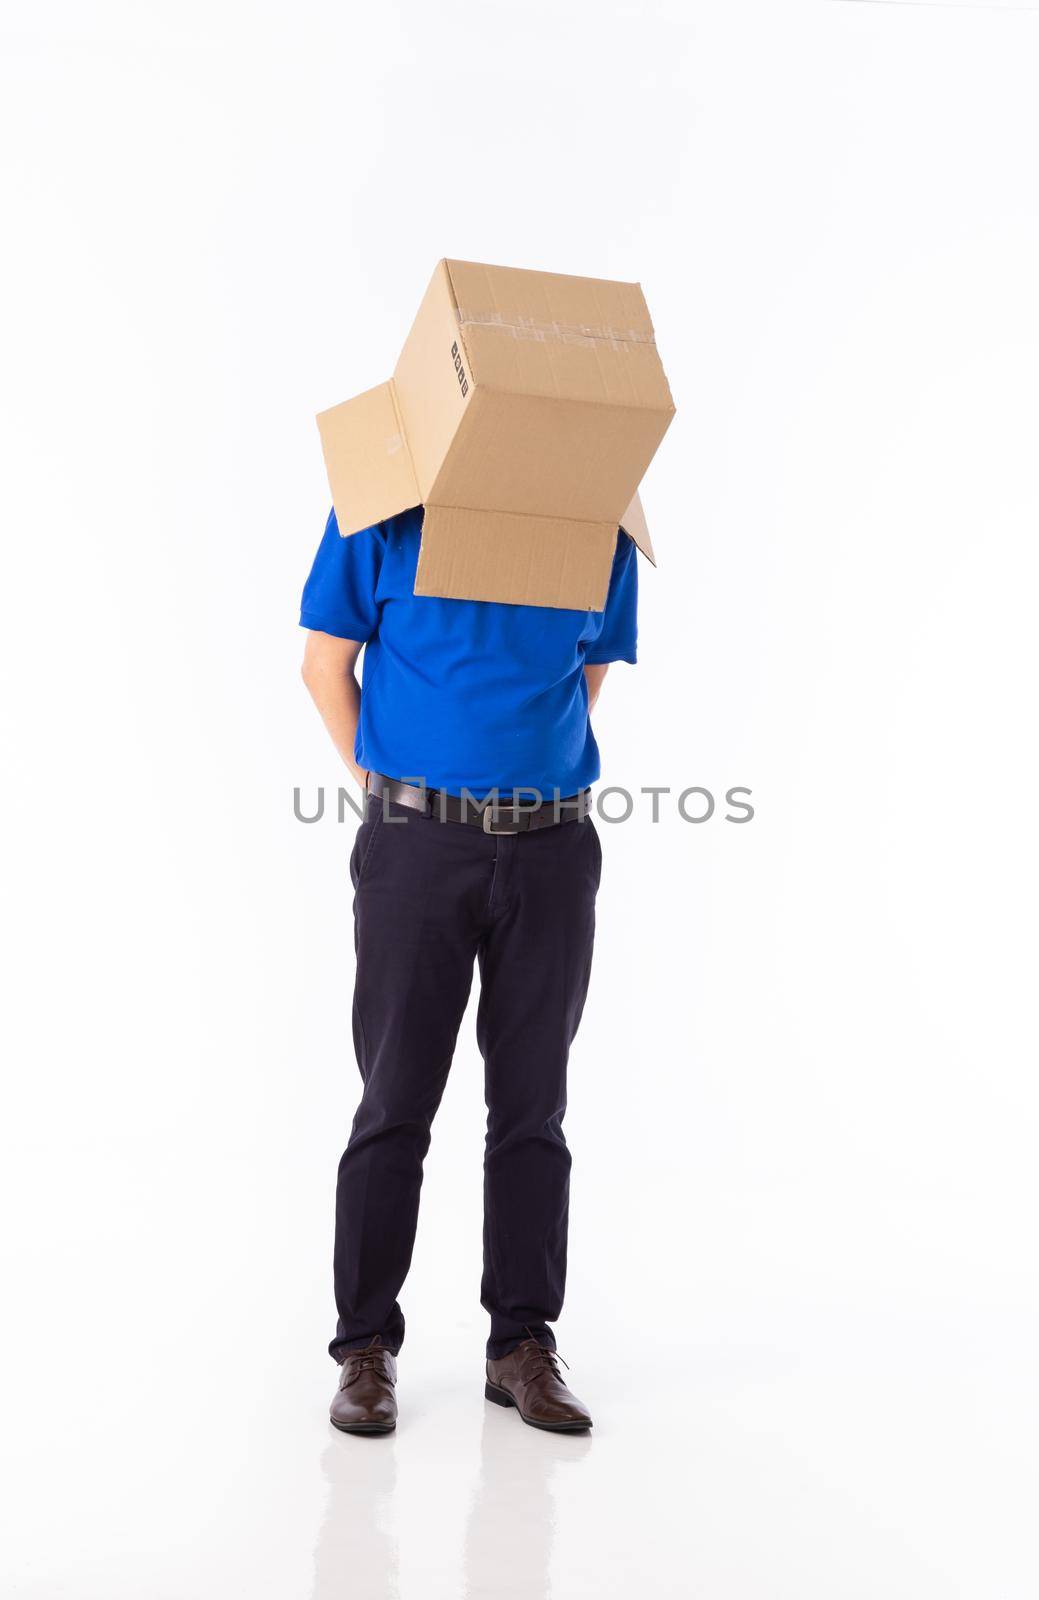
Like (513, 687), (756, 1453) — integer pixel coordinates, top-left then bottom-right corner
(312, 1433), (400, 1599)
(462, 1404), (592, 1599)
(311, 1393), (591, 1599)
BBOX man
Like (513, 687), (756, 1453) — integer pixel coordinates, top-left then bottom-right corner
(300, 500), (637, 1435)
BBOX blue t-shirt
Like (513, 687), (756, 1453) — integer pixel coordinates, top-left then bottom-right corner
(299, 505), (638, 798)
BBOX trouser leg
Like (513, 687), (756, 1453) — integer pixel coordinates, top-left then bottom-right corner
(329, 803), (486, 1361)
(476, 817), (601, 1360)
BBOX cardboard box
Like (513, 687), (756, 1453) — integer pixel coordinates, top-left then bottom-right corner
(316, 259), (675, 610)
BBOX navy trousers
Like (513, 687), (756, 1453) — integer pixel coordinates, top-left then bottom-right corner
(330, 795), (601, 1362)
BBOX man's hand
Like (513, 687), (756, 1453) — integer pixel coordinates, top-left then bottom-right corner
(301, 631), (369, 789)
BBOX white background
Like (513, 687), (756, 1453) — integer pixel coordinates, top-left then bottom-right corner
(2, 1), (1038, 1595)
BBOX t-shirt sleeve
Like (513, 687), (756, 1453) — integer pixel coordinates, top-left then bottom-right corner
(299, 507), (385, 642)
(584, 530), (639, 665)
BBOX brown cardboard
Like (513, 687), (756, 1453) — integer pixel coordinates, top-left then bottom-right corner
(316, 259), (675, 610)
(415, 507), (620, 611)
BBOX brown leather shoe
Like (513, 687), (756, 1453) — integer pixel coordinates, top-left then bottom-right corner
(485, 1338), (593, 1432)
(330, 1337), (397, 1434)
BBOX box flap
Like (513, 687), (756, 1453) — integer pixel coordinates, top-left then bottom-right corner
(316, 381), (420, 538)
(414, 505), (618, 612)
(619, 489), (655, 566)
(445, 258), (656, 341)
(444, 258), (674, 413)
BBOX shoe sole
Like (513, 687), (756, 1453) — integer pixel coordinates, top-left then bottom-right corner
(330, 1417), (396, 1435)
(484, 1380), (592, 1432)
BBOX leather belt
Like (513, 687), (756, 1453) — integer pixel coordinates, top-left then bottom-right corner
(367, 773), (591, 835)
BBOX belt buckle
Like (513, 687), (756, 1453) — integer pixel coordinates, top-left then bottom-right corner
(482, 804), (520, 835)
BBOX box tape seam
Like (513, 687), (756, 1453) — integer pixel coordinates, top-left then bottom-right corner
(454, 308), (657, 351)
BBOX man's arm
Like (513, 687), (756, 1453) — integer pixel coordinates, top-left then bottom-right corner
(301, 630), (368, 790)
(585, 663), (609, 714)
